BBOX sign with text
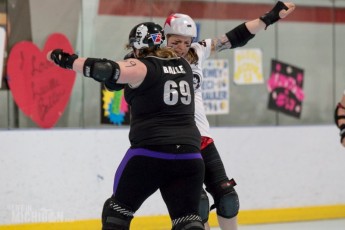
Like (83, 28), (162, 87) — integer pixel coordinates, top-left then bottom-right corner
(202, 59), (229, 115)
(267, 59), (305, 118)
(7, 33), (76, 128)
(234, 48), (263, 85)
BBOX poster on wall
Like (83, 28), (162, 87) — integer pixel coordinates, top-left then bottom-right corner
(267, 59), (305, 118)
(7, 33), (76, 128)
(101, 85), (130, 125)
(202, 59), (229, 115)
(233, 48), (263, 85)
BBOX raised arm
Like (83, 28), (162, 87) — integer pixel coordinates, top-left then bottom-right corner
(211, 1), (295, 53)
(47, 49), (147, 89)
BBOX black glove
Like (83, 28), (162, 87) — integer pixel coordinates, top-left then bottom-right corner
(260, 1), (289, 29)
(50, 49), (78, 69)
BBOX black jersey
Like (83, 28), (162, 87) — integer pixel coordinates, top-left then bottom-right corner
(125, 56), (201, 149)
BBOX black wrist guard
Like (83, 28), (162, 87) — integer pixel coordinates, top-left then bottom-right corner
(50, 49), (78, 69)
(225, 23), (255, 49)
(83, 58), (120, 83)
(260, 1), (288, 29)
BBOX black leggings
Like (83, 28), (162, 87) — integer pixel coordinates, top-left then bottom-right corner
(201, 142), (229, 189)
(113, 148), (205, 220)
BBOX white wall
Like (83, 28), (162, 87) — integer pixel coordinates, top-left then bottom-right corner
(1, 125), (345, 224)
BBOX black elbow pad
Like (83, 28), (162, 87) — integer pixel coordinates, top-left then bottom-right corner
(83, 58), (120, 83)
(104, 80), (125, 91)
(226, 23), (255, 49)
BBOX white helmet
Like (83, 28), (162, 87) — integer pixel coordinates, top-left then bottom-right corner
(163, 13), (197, 39)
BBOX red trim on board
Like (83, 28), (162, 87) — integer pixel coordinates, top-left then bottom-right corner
(98, 0), (345, 24)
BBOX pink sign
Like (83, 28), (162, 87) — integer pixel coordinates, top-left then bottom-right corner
(267, 59), (304, 118)
(7, 33), (76, 128)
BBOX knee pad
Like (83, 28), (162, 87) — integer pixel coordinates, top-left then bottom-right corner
(198, 189), (210, 223)
(207, 179), (239, 219)
(215, 188), (239, 218)
(102, 195), (134, 230)
(172, 215), (204, 230)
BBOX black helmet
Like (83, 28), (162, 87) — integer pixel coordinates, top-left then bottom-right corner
(128, 22), (165, 50)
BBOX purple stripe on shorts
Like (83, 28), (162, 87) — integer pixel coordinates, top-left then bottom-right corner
(113, 148), (202, 194)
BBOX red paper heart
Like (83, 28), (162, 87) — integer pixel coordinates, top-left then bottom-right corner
(7, 33), (76, 128)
